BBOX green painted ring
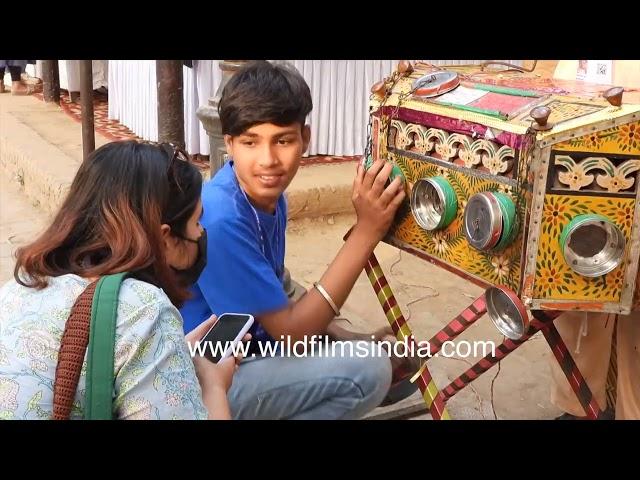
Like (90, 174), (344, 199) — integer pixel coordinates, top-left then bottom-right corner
(430, 176), (458, 229)
(390, 164), (406, 184)
(492, 191), (518, 251)
(363, 155), (405, 184)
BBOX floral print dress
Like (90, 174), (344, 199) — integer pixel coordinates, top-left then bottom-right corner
(0, 274), (208, 420)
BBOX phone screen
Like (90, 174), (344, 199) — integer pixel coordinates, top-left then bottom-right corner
(200, 314), (253, 363)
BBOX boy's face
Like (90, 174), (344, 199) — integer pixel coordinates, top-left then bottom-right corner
(225, 122), (310, 213)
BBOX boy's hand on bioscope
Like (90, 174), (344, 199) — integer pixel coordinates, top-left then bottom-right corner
(352, 158), (405, 241)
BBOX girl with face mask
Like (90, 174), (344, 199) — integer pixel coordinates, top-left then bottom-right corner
(0, 141), (242, 420)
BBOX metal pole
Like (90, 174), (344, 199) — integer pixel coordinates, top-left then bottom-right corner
(156, 60), (185, 148)
(41, 60), (60, 105)
(79, 60), (95, 161)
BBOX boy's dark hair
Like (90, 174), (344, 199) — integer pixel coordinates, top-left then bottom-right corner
(219, 61), (312, 136)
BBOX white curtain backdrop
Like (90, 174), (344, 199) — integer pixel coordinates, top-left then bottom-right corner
(108, 60), (158, 141)
(24, 61), (108, 91)
(107, 60), (522, 157)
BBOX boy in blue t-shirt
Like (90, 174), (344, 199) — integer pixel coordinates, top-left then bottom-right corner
(180, 61), (415, 419)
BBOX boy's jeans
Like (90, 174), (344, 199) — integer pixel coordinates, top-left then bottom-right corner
(227, 341), (392, 419)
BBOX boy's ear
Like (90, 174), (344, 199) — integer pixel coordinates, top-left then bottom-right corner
(224, 134), (234, 156)
(302, 125), (311, 154)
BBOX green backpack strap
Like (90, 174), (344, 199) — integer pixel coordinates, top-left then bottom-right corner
(85, 272), (129, 420)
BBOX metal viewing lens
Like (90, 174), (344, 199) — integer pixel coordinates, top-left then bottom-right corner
(486, 286), (529, 340)
(560, 214), (626, 277)
(411, 177), (457, 231)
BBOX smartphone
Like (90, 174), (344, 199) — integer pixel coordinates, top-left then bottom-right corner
(199, 313), (254, 363)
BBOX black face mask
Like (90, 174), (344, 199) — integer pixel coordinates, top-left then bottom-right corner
(173, 228), (207, 286)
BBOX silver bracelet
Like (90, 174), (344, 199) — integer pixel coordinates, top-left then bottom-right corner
(313, 282), (340, 316)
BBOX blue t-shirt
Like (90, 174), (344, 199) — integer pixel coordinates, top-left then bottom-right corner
(179, 161), (288, 345)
